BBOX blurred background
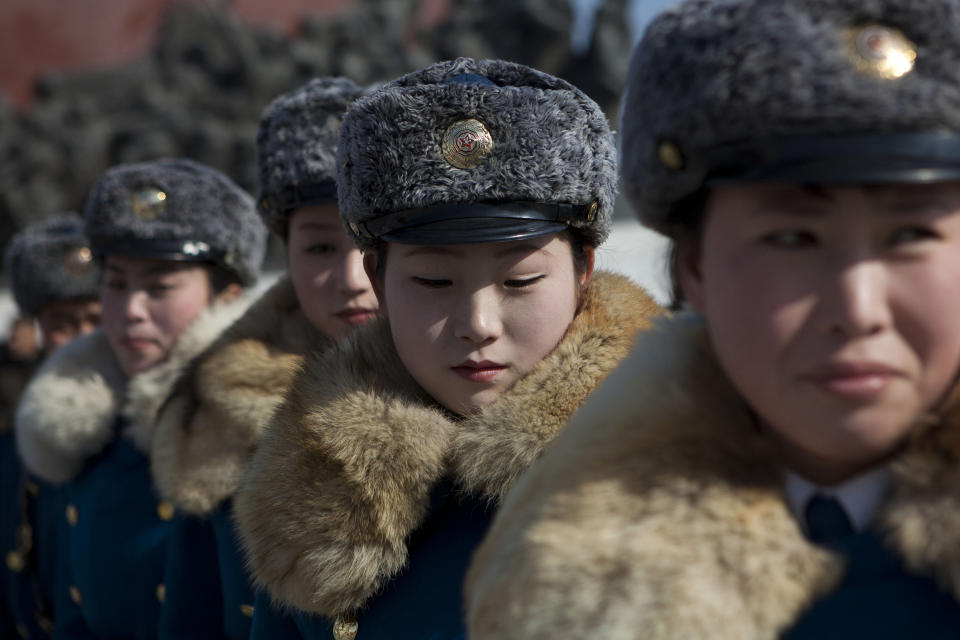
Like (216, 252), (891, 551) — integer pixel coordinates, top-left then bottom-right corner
(0, 0), (678, 329)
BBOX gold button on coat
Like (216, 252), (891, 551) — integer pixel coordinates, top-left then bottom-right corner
(333, 614), (358, 640)
(156, 501), (175, 521)
(36, 615), (53, 633)
(156, 584), (166, 603)
(16, 623), (28, 638)
(240, 604), (255, 618)
(65, 505), (78, 526)
(69, 585), (83, 605)
(6, 550), (25, 572)
(26, 482), (39, 497)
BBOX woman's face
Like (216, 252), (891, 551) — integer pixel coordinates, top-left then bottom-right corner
(100, 256), (214, 377)
(36, 298), (101, 355)
(287, 205), (378, 339)
(374, 233), (592, 416)
(681, 183), (960, 483)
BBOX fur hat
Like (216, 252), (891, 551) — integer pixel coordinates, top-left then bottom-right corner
(621, 0), (960, 235)
(337, 58), (616, 249)
(84, 158), (267, 286)
(256, 77), (366, 236)
(4, 213), (101, 316)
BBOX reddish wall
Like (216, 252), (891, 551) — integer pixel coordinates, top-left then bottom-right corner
(0, 0), (360, 107)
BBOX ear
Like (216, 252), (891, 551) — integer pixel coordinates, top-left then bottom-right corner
(363, 250), (387, 317)
(676, 238), (706, 313)
(579, 245), (596, 289)
(214, 282), (244, 304)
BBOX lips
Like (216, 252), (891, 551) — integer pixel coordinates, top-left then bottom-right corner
(452, 359), (507, 383)
(335, 308), (377, 327)
(121, 336), (157, 352)
(800, 361), (901, 400)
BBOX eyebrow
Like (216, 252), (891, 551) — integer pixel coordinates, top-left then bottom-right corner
(749, 185), (953, 218)
(295, 222), (340, 231)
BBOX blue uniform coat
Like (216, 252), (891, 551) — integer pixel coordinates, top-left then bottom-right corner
(15, 302), (249, 639)
(150, 278), (326, 640)
(465, 314), (960, 640)
(233, 273), (661, 639)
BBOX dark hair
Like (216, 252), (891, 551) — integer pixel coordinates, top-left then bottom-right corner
(96, 256), (241, 297)
(208, 264), (243, 295)
(664, 190), (708, 311)
(370, 228), (593, 280)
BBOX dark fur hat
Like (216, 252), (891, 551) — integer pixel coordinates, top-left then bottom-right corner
(256, 77), (366, 236)
(337, 58), (616, 249)
(621, 0), (960, 234)
(4, 213), (101, 316)
(84, 158), (267, 286)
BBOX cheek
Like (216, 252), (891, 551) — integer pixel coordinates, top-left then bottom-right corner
(891, 264), (960, 405)
(153, 291), (209, 343)
(508, 278), (580, 369)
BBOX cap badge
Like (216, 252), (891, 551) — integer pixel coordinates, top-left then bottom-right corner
(442, 119), (494, 169)
(64, 246), (93, 275)
(848, 24), (917, 80)
(132, 188), (167, 220)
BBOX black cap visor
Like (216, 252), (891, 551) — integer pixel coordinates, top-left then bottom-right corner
(360, 201), (593, 246)
(91, 238), (226, 265)
(704, 132), (960, 186)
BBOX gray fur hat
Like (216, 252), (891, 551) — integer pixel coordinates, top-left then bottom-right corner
(84, 158), (267, 286)
(256, 77), (366, 236)
(4, 213), (101, 316)
(337, 57), (616, 249)
(621, 0), (960, 235)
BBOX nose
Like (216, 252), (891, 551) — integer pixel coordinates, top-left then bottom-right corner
(454, 287), (503, 345)
(338, 249), (372, 296)
(817, 260), (891, 338)
(123, 291), (150, 323)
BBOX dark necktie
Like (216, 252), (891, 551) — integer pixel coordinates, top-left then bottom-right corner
(804, 494), (854, 544)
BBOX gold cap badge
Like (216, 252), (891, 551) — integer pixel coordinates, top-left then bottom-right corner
(132, 188), (167, 220)
(64, 246), (93, 276)
(442, 119), (494, 169)
(847, 24), (917, 80)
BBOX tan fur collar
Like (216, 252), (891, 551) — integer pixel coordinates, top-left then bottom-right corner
(465, 314), (960, 640)
(16, 296), (251, 485)
(234, 272), (662, 617)
(151, 277), (328, 515)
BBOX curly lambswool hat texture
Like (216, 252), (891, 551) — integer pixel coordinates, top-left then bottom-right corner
(337, 57), (617, 249)
(84, 158), (267, 286)
(4, 213), (101, 316)
(621, 0), (960, 235)
(256, 77), (366, 236)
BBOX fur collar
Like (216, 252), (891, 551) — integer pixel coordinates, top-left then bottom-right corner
(465, 314), (960, 640)
(151, 276), (328, 515)
(234, 272), (662, 617)
(16, 297), (251, 485)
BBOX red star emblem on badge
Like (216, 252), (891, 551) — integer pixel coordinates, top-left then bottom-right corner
(456, 132), (479, 154)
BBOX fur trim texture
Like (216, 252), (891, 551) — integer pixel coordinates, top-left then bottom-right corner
(151, 276), (327, 515)
(16, 295), (251, 485)
(465, 313), (960, 640)
(234, 272), (662, 617)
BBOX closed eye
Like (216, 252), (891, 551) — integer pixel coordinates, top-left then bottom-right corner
(759, 230), (818, 248)
(505, 275), (545, 288)
(306, 244), (337, 255)
(412, 277), (452, 288)
(888, 226), (940, 246)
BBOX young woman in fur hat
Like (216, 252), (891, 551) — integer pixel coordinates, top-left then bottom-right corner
(15, 159), (267, 639)
(466, 1), (960, 638)
(232, 57), (662, 640)
(1, 213), (102, 639)
(151, 78), (379, 640)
